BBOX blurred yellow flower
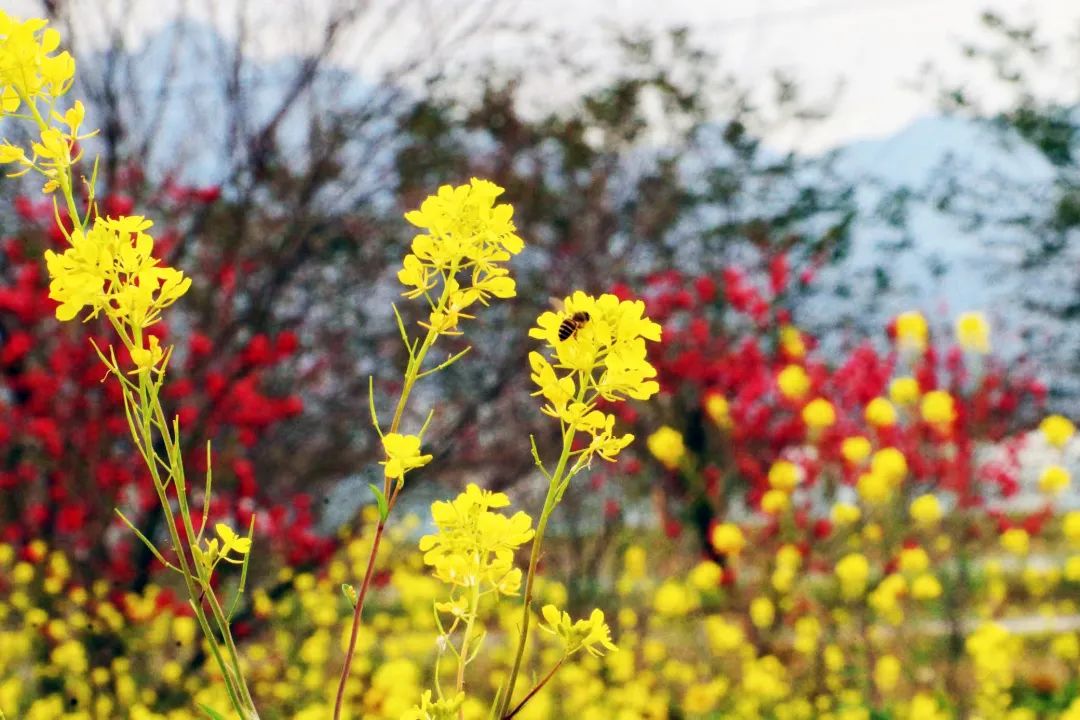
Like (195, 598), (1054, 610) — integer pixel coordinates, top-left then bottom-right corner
(1000, 528), (1030, 557)
(761, 489), (790, 515)
(894, 311), (928, 352)
(777, 364), (811, 400)
(910, 573), (942, 600)
(871, 447), (908, 485)
(750, 596), (775, 629)
(704, 393), (732, 429)
(955, 312), (990, 353)
(646, 426), (685, 471)
(767, 460), (802, 492)
(802, 398), (836, 430)
(835, 553), (870, 599)
(831, 502), (861, 526)
(910, 494), (942, 526)
(873, 655), (901, 693)
(1041, 414), (1075, 448)
(710, 523), (745, 556)
(841, 436), (871, 465)
(889, 376), (921, 405)
(920, 390), (956, 426)
(865, 397), (897, 427)
(1039, 465), (1071, 495)
(779, 324), (806, 357)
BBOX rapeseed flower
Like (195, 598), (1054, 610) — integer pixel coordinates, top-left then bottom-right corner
(539, 605), (617, 656)
(864, 397), (897, 427)
(704, 393), (732, 428)
(889, 376), (920, 405)
(529, 291), (660, 464)
(955, 311), (990, 353)
(380, 433), (433, 483)
(1039, 464), (1071, 495)
(920, 390), (956, 427)
(776, 364), (810, 400)
(894, 311), (928, 352)
(909, 494), (942, 526)
(1040, 414), (1075, 448)
(418, 484), (533, 593)
(802, 397), (836, 430)
(647, 426), (685, 470)
(43, 216), (191, 326)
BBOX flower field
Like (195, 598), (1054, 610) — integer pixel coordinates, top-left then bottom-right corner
(3, 8), (1080, 720)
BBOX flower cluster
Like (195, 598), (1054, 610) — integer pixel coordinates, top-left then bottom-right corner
(538, 605), (617, 657)
(418, 484), (534, 594)
(529, 291), (661, 465)
(43, 215), (191, 327)
(398, 178), (523, 335)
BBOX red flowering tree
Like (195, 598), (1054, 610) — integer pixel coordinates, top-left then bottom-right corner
(617, 253), (1049, 556)
(0, 185), (334, 589)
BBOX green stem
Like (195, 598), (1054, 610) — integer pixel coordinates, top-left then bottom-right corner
(333, 275), (456, 720)
(455, 579), (482, 720)
(497, 421), (577, 718)
(128, 325), (258, 719)
(19, 91), (83, 229)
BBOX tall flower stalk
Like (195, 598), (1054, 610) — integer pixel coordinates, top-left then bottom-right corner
(333, 179), (524, 719)
(0, 12), (259, 719)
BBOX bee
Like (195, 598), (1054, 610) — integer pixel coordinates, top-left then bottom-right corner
(550, 297), (591, 342)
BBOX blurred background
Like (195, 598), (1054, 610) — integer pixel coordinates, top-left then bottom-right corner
(4, 1), (1080, 717)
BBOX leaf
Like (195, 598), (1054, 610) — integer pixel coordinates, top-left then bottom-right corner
(368, 483), (389, 521)
(198, 705), (227, 720)
(342, 583), (358, 608)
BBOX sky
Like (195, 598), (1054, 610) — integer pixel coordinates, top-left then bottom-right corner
(7, 0), (1079, 152)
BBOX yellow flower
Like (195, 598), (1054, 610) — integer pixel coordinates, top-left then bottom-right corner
(43, 216), (191, 326)
(920, 390), (956, 427)
(1064, 512), (1080, 548)
(909, 494), (942, 526)
(419, 484), (534, 593)
(779, 324), (806, 357)
(761, 489), (790, 515)
(530, 291), (659, 465)
(1039, 465), (1071, 495)
(802, 398), (836, 430)
(831, 502), (860, 526)
(767, 460), (802, 492)
(777, 364), (810, 400)
(380, 433), (433, 482)
(196, 523), (252, 571)
(705, 393), (732, 429)
(898, 547), (929, 574)
(956, 312), (990, 353)
(910, 573), (942, 600)
(841, 436), (871, 465)
(894, 311), (928, 352)
(647, 426), (685, 470)
(857, 472), (891, 506)
(401, 690), (465, 720)
(1000, 528), (1030, 556)
(710, 523), (745, 555)
(835, 553), (870, 599)
(874, 654), (902, 693)
(871, 447), (907, 485)
(750, 596), (775, 629)
(128, 335), (164, 375)
(1040, 415), (1075, 448)
(0, 13), (76, 109)
(864, 397), (897, 427)
(889, 376), (920, 405)
(539, 605), (618, 656)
